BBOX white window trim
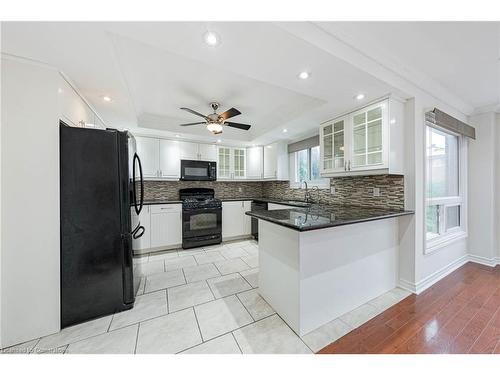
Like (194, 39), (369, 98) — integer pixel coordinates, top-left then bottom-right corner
(289, 149), (330, 189)
(424, 123), (468, 255)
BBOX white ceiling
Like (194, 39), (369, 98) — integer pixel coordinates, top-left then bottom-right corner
(316, 22), (500, 111)
(2, 22), (498, 143)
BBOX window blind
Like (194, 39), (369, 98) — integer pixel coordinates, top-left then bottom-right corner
(287, 135), (320, 153)
(425, 108), (475, 140)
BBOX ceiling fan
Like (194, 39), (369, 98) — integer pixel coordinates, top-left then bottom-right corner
(179, 102), (251, 135)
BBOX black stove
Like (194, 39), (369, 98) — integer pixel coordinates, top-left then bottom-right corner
(179, 188), (222, 249)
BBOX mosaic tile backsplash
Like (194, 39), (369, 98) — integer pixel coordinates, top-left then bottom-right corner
(262, 175), (405, 210)
(143, 174), (405, 210)
(143, 180), (263, 201)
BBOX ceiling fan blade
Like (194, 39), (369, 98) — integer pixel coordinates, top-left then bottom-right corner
(179, 122), (206, 126)
(218, 107), (241, 121)
(225, 122), (251, 131)
(180, 107), (210, 120)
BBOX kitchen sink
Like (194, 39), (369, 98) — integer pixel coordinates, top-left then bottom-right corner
(283, 200), (311, 207)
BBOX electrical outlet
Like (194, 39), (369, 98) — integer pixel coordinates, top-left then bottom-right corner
(373, 187), (380, 197)
(238, 187), (242, 193)
(330, 186), (336, 195)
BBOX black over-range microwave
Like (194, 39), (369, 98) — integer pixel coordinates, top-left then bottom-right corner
(180, 160), (217, 181)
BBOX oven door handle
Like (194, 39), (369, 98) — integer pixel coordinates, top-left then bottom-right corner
(183, 207), (221, 212)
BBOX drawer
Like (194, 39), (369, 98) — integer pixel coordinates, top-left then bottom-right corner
(150, 204), (182, 214)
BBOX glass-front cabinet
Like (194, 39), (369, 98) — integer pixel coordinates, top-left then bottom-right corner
(218, 147), (231, 179)
(350, 102), (386, 170)
(320, 98), (399, 176)
(217, 147), (246, 180)
(320, 116), (346, 173)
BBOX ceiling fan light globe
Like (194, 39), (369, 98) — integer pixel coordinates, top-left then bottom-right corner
(207, 123), (223, 134)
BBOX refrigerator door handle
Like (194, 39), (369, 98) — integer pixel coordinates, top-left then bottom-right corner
(132, 153), (144, 215)
(131, 222), (145, 239)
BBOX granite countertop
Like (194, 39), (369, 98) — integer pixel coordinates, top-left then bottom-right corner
(245, 204), (414, 232)
(141, 197), (311, 207)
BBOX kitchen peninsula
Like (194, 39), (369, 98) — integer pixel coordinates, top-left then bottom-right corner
(246, 205), (413, 336)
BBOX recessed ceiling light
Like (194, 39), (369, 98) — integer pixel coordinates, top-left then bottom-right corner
(216, 139), (222, 143)
(282, 129), (288, 133)
(298, 71), (310, 80)
(102, 96), (112, 102)
(203, 31), (220, 46)
(355, 93), (365, 100)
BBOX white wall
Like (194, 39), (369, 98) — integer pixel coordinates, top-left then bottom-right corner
(399, 96), (470, 293)
(1, 57), (61, 347)
(495, 114), (500, 262)
(468, 112), (497, 264)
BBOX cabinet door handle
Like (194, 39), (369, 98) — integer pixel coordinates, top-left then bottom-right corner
(160, 170), (163, 177)
(348, 160), (351, 171)
(344, 161), (347, 171)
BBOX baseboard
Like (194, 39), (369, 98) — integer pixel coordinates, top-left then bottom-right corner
(398, 254), (499, 295)
(397, 278), (417, 294)
(468, 254), (500, 267)
(398, 254), (469, 295)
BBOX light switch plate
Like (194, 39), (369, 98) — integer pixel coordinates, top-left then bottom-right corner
(373, 187), (380, 197)
(330, 186), (336, 195)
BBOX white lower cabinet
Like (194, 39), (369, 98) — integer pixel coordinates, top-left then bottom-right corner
(222, 201), (252, 239)
(130, 204), (182, 252)
(150, 204), (182, 248)
(134, 202), (253, 253)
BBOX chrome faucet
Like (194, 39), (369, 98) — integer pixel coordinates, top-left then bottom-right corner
(302, 181), (320, 205)
(302, 181), (311, 203)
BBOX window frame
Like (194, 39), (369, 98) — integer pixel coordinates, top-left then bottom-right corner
(290, 145), (330, 189)
(424, 123), (468, 254)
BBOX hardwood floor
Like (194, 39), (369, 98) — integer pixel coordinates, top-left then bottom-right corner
(318, 262), (500, 354)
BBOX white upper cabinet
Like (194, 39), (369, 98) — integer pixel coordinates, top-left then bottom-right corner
(179, 142), (199, 160)
(246, 146), (263, 180)
(320, 98), (404, 177)
(217, 146), (232, 179)
(135, 136), (160, 178)
(198, 143), (217, 161)
(320, 116), (347, 174)
(179, 142), (217, 161)
(233, 148), (246, 179)
(217, 147), (246, 180)
(133, 135), (292, 181)
(263, 141), (288, 180)
(159, 139), (180, 178)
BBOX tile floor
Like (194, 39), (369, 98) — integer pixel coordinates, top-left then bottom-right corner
(1, 239), (411, 354)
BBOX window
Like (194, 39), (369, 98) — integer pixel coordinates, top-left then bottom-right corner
(292, 146), (328, 188)
(425, 125), (466, 251)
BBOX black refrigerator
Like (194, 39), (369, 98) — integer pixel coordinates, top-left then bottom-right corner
(60, 123), (144, 328)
